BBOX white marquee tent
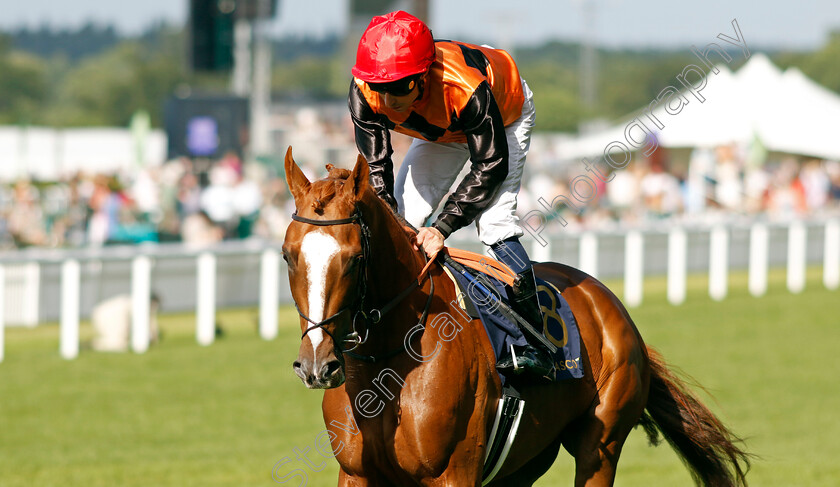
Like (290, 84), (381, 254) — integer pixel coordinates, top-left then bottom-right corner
(556, 53), (840, 163)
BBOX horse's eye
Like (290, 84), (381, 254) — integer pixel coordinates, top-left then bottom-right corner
(281, 249), (295, 269)
(344, 254), (364, 275)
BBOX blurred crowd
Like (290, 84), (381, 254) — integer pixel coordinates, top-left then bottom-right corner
(2, 136), (840, 250)
(0, 151), (297, 249)
(519, 144), (840, 231)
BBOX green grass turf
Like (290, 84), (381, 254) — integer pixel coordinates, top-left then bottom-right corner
(0, 267), (838, 486)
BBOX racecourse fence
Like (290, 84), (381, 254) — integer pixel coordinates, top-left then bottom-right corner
(0, 217), (837, 362)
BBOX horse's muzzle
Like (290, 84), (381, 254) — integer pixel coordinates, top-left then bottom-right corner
(293, 357), (345, 389)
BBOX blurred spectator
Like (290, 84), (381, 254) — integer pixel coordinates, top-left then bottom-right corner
(182, 210), (224, 247)
(743, 165), (771, 214)
(767, 158), (807, 216)
(800, 159), (830, 210)
(87, 175), (123, 245)
(130, 167), (160, 220)
(176, 170), (202, 218)
(254, 178), (292, 241)
(714, 144), (744, 211)
(827, 161), (840, 204)
(640, 158), (682, 219)
(200, 164), (237, 235)
(685, 147), (715, 214)
(607, 167), (641, 221)
(232, 164), (264, 239)
(7, 180), (47, 247)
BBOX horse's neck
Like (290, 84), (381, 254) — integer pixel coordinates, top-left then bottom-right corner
(362, 195), (425, 301)
(356, 194), (428, 349)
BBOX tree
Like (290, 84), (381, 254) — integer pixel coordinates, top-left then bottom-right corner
(517, 61), (580, 132)
(798, 31), (840, 94)
(272, 56), (345, 100)
(47, 37), (184, 127)
(0, 41), (49, 124)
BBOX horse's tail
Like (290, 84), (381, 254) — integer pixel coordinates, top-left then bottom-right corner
(638, 347), (751, 487)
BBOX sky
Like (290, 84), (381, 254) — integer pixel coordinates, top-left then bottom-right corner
(1, 0), (839, 51)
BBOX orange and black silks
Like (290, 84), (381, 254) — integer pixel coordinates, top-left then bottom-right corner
(349, 41), (526, 238)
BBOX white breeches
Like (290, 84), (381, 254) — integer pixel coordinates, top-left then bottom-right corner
(394, 79), (536, 246)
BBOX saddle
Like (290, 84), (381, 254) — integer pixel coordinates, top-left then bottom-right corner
(441, 247), (584, 383)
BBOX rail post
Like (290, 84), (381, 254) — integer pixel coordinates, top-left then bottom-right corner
(60, 259), (81, 359)
(196, 252), (217, 346)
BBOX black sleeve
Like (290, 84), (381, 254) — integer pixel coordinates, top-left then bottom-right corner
(348, 80), (398, 211)
(432, 81), (509, 238)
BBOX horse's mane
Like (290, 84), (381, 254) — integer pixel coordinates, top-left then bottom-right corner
(309, 163), (420, 253)
(315, 163), (412, 227)
(305, 165), (344, 213)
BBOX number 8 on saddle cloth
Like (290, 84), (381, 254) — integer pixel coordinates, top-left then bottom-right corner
(441, 262), (584, 383)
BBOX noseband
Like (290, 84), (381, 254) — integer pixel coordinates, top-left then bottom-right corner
(291, 210), (434, 363)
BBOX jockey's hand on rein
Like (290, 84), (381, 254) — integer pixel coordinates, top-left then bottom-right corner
(415, 226), (444, 259)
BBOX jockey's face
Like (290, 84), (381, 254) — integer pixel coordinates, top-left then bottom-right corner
(379, 73), (425, 112)
(383, 87), (419, 112)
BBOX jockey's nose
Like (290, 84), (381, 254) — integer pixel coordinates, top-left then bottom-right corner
(383, 93), (407, 112)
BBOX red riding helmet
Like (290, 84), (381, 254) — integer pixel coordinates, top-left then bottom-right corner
(351, 11), (436, 83)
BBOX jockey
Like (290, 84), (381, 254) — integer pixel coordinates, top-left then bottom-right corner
(348, 11), (552, 377)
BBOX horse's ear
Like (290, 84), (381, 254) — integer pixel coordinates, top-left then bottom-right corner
(284, 146), (311, 204)
(344, 153), (370, 201)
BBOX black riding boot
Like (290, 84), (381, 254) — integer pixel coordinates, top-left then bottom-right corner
(495, 268), (555, 377)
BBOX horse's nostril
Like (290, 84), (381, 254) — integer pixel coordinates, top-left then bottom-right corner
(321, 360), (342, 378)
(292, 361), (308, 382)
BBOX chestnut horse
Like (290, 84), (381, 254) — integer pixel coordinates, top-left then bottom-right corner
(282, 148), (749, 486)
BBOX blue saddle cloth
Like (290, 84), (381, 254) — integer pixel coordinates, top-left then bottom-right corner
(442, 262), (584, 382)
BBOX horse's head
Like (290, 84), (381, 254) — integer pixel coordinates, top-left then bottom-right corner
(282, 147), (370, 389)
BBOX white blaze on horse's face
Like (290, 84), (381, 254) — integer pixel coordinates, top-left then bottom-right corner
(301, 231), (341, 356)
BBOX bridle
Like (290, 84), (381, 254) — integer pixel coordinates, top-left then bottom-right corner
(290, 209), (434, 363)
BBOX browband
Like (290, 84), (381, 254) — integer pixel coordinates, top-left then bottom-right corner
(291, 212), (359, 226)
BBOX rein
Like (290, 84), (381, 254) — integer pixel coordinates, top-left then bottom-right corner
(291, 210), (435, 363)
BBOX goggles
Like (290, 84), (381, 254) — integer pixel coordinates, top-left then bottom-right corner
(367, 75), (420, 97)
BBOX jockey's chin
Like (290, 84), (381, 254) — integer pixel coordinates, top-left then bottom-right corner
(386, 101), (411, 112)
